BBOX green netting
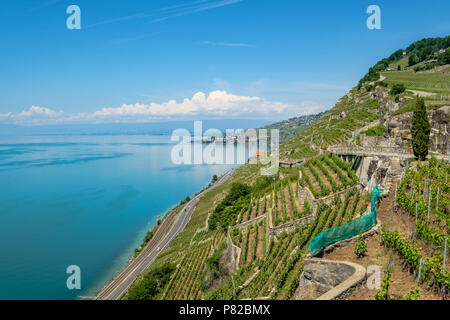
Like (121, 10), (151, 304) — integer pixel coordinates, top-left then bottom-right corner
(308, 186), (382, 257)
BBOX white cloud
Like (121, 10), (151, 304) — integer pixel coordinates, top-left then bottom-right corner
(85, 91), (288, 120)
(15, 106), (62, 118)
(0, 106), (64, 124)
(0, 91), (325, 125)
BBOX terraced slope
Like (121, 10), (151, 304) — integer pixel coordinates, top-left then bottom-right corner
(124, 36), (449, 301)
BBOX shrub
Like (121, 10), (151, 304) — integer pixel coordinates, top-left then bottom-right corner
(374, 270), (393, 300)
(403, 287), (420, 300)
(363, 125), (387, 137)
(126, 263), (175, 300)
(390, 83), (406, 95)
(354, 237), (367, 258)
(208, 183), (252, 232)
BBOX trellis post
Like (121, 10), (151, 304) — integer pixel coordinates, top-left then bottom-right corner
(427, 186), (431, 219)
(417, 258), (423, 286)
(436, 184), (440, 209)
(413, 202), (418, 238)
(444, 236), (448, 274)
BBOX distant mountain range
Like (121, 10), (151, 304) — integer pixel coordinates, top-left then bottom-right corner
(0, 119), (273, 137)
(0, 116), (328, 143)
(262, 112), (325, 144)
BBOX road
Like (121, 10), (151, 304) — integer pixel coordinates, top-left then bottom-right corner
(95, 169), (235, 300)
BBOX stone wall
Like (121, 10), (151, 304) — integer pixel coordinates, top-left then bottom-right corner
(358, 156), (391, 189)
(269, 214), (314, 237)
(296, 259), (366, 300)
(384, 105), (449, 153)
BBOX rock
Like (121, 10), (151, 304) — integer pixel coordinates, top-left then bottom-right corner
(296, 260), (356, 300)
(382, 105), (449, 153)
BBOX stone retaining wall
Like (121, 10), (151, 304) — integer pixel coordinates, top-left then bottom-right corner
(269, 214), (314, 237)
(296, 258), (366, 300)
(232, 214), (266, 231)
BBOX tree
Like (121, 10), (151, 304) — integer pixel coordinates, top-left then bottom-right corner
(389, 83), (406, 95)
(126, 263), (175, 300)
(212, 174), (218, 183)
(208, 183), (251, 232)
(411, 97), (431, 161)
(408, 53), (419, 66)
(439, 48), (450, 64)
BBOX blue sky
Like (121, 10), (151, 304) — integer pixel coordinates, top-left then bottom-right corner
(0, 0), (449, 124)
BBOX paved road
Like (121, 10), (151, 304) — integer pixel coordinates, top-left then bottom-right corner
(95, 169), (234, 300)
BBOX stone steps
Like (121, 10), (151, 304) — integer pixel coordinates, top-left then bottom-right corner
(389, 158), (402, 177)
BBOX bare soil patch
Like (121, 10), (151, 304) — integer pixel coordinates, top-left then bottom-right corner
(256, 224), (264, 258)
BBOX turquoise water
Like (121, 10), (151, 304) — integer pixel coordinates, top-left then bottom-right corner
(0, 135), (238, 300)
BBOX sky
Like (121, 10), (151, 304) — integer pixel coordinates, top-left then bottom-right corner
(0, 0), (449, 125)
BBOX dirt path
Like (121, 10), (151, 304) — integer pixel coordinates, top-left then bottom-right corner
(257, 199), (263, 217)
(250, 204), (257, 220)
(284, 187), (293, 218)
(305, 167), (321, 195)
(322, 161), (344, 185)
(292, 182), (302, 212)
(256, 224), (264, 258)
(276, 191), (282, 221)
(316, 165), (333, 191)
(246, 227), (255, 264)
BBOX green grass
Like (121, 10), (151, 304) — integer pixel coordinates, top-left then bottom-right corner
(363, 125), (387, 137)
(394, 95), (450, 115)
(381, 67), (450, 91)
(388, 55), (409, 69)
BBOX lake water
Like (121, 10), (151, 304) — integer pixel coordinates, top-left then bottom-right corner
(0, 134), (239, 300)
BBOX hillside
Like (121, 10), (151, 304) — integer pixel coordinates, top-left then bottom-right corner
(262, 112), (325, 145)
(123, 36), (449, 301)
